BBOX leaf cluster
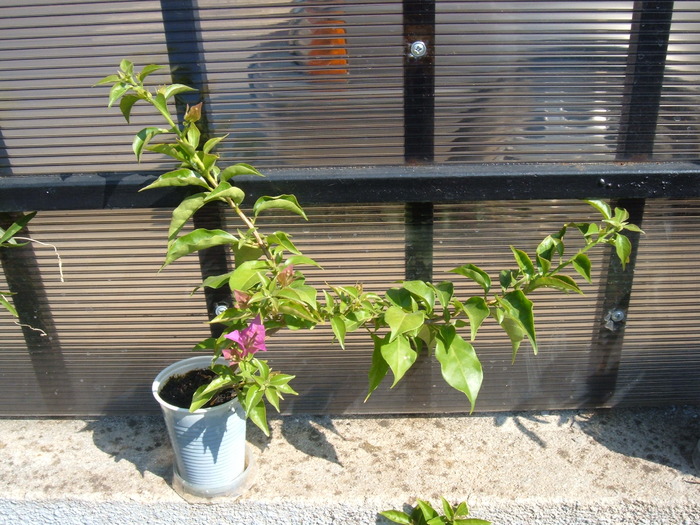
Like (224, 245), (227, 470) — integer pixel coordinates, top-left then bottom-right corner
(0, 212), (37, 317)
(380, 497), (490, 525)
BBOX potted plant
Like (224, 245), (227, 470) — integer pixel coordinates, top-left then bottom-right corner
(97, 60), (641, 498)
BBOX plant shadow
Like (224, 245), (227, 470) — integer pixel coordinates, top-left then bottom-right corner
(279, 414), (344, 466)
(495, 406), (700, 477)
(82, 415), (173, 482)
(576, 405), (700, 477)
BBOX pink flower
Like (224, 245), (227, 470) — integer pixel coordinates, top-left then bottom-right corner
(223, 315), (267, 360)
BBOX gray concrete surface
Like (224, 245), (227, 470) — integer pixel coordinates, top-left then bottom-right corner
(0, 406), (698, 524)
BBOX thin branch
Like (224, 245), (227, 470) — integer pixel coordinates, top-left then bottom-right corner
(13, 237), (65, 283)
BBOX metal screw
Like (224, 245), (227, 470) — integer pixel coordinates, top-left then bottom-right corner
(610, 309), (626, 323)
(214, 303), (228, 316)
(409, 40), (428, 58)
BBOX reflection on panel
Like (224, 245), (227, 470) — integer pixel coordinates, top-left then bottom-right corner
(0, 1), (172, 176)
(435, 1), (634, 163)
(197, 0), (404, 167)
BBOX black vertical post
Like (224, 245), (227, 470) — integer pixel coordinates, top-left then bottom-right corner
(586, 1), (673, 405)
(404, 0), (435, 281)
(161, 0), (232, 337)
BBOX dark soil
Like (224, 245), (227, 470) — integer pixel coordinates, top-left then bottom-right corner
(158, 368), (236, 409)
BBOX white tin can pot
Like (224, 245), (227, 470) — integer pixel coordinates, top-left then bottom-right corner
(152, 355), (253, 499)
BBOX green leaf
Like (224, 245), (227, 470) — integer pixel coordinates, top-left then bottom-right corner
(190, 373), (234, 411)
(431, 281), (454, 311)
(614, 234), (632, 270)
(365, 336), (390, 401)
(186, 123), (201, 149)
(152, 92), (171, 123)
(624, 223), (644, 234)
(585, 199), (612, 220)
(441, 497), (454, 520)
(536, 235), (564, 263)
(499, 290), (537, 355)
(380, 335), (418, 388)
(119, 94), (140, 123)
(571, 253), (592, 283)
(385, 287), (415, 310)
(137, 64), (164, 81)
(168, 192), (207, 241)
(379, 510), (412, 525)
(203, 181), (245, 205)
(0, 211), (36, 245)
(385, 306), (425, 342)
(228, 260), (268, 291)
(331, 316), (347, 349)
(416, 500), (440, 521)
(283, 283), (318, 308)
(161, 83), (197, 100)
(267, 231), (302, 255)
(450, 264), (491, 294)
(285, 255), (323, 268)
(511, 247), (535, 277)
(144, 143), (186, 162)
(202, 134), (229, 154)
(402, 280), (435, 313)
(132, 127), (170, 162)
(0, 293), (17, 317)
(499, 314), (525, 362)
(232, 243), (263, 267)
(461, 296), (490, 341)
(164, 229), (237, 267)
(525, 274), (583, 295)
(435, 325), (483, 412)
(140, 168), (210, 191)
(574, 222), (599, 239)
(93, 74), (121, 86)
(220, 163), (264, 181)
(454, 519), (491, 525)
(201, 271), (234, 290)
(454, 502), (469, 517)
(119, 59), (134, 75)
(246, 399), (270, 436)
(499, 269), (519, 292)
(253, 194), (308, 220)
(108, 82), (130, 108)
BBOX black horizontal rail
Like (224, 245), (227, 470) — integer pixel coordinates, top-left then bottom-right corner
(0, 161), (698, 212)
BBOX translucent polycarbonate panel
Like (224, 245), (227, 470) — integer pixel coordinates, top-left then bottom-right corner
(0, 0), (403, 175)
(196, 0), (404, 167)
(618, 199), (700, 406)
(0, 0), (174, 176)
(655, 6), (700, 160)
(435, 1), (632, 163)
(2, 201), (700, 416)
(0, 204), (407, 415)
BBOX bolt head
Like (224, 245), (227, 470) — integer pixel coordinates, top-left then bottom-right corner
(410, 41), (428, 58)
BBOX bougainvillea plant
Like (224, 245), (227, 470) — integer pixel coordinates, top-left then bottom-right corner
(97, 60), (642, 436)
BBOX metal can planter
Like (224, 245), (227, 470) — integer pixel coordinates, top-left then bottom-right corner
(152, 356), (253, 499)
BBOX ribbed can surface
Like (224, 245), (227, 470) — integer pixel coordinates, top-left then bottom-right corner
(153, 357), (246, 488)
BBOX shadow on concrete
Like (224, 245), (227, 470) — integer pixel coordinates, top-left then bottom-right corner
(81, 416), (173, 482)
(496, 406), (700, 477)
(576, 406), (700, 477)
(280, 415), (344, 466)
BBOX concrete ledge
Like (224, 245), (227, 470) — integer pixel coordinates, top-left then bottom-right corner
(1, 407), (699, 524)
